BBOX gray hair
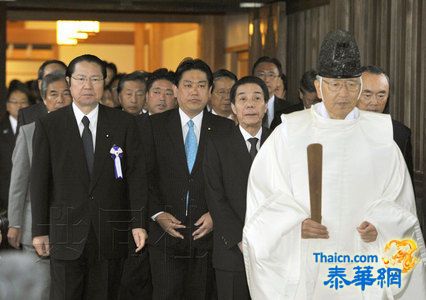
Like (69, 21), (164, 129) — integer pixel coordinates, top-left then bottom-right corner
(41, 72), (68, 100)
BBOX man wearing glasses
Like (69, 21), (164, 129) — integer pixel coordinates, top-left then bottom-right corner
(31, 54), (148, 299)
(210, 69), (237, 120)
(243, 30), (426, 299)
(252, 56), (292, 130)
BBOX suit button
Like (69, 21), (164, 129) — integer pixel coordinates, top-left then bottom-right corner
(189, 177), (193, 182)
(89, 196), (94, 200)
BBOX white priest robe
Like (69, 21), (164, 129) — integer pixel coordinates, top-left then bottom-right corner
(243, 103), (426, 300)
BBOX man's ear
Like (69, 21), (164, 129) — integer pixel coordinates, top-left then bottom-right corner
(231, 103), (237, 115)
(314, 80), (322, 99)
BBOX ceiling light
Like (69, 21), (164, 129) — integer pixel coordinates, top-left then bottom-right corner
(240, 2), (265, 8)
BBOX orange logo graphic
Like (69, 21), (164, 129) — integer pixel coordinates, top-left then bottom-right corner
(382, 239), (418, 273)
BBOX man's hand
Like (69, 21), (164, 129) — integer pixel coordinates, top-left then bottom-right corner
(33, 235), (50, 257)
(192, 212), (213, 240)
(357, 221), (377, 243)
(156, 212), (186, 239)
(0, 231), (2, 245)
(238, 241), (243, 253)
(7, 227), (22, 249)
(302, 218), (329, 239)
(132, 228), (148, 252)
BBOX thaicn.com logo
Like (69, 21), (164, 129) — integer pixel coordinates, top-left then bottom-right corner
(313, 239), (420, 291)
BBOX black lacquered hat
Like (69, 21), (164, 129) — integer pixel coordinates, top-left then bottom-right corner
(318, 30), (362, 78)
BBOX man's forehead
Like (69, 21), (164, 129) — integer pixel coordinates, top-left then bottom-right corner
(73, 61), (103, 74)
(361, 72), (389, 88)
(152, 79), (174, 89)
(123, 80), (145, 88)
(237, 84), (263, 94)
(181, 69), (208, 79)
(254, 62), (278, 72)
(47, 80), (68, 89)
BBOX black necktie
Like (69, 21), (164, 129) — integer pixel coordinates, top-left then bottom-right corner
(81, 116), (94, 176)
(248, 137), (259, 161)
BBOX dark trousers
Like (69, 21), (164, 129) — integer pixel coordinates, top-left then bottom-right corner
(49, 227), (123, 300)
(215, 269), (250, 300)
(119, 246), (152, 299)
(149, 245), (215, 300)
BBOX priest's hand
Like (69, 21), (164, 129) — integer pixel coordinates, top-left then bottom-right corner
(357, 221), (377, 243)
(302, 218), (329, 239)
(33, 235), (50, 257)
(193, 212), (213, 240)
(132, 228), (148, 252)
(156, 212), (186, 239)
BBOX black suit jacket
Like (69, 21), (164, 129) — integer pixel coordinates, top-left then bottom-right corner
(31, 104), (146, 260)
(0, 115), (16, 211)
(140, 109), (234, 254)
(270, 100), (304, 131)
(392, 119), (413, 179)
(263, 96), (297, 130)
(204, 125), (269, 271)
(17, 102), (47, 129)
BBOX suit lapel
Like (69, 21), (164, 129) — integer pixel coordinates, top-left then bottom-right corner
(90, 105), (111, 192)
(260, 126), (270, 146)
(233, 126), (252, 172)
(166, 109), (188, 174)
(65, 105), (90, 189)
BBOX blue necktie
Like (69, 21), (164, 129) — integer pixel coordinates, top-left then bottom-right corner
(185, 120), (198, 173)
(184, 120), (197, 216)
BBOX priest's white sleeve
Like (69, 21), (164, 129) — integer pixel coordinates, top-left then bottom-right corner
(243, 125), (309, 299)
(364, 143), (426, 299)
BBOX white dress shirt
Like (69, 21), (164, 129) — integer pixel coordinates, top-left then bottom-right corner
(179, 108), (203, 143)
(72, 102), (99, 150)
(266, 95), (275, 128)
(9, 115), (17, 135)
(239, 125), (262, 152)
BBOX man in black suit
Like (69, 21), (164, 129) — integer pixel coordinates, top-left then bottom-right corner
(252, 56), (293, 130)
(0, 82), (30, 212)
(17, 60), (67, 129)
(141, 59), (234, 299)
(31, 54), (148, 299)
(357, 65), (424, 234)
(204, 76), (270, 299)
(144, 68), (177, 115)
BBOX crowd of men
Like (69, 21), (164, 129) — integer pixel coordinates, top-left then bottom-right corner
(0, 29), (424, 300)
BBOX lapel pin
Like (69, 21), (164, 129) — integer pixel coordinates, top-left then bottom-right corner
(208, 127), (211, 131)
(3, 129), (8, 134)
(106, 134), (110, 138)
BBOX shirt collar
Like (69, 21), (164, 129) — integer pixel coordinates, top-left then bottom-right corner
(179, 108), (203, 129)
(9, 115), (17, 134)
(239, 125), (262, 140)
(72, 102), (99, 124)
(317, 102), (359, 120)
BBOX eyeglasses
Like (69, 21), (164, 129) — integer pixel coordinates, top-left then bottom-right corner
(71, 76), (104, 85)
(213, 89), (231, 98)
(322, 79), (361, 92)
(255, 72), (279, 80)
